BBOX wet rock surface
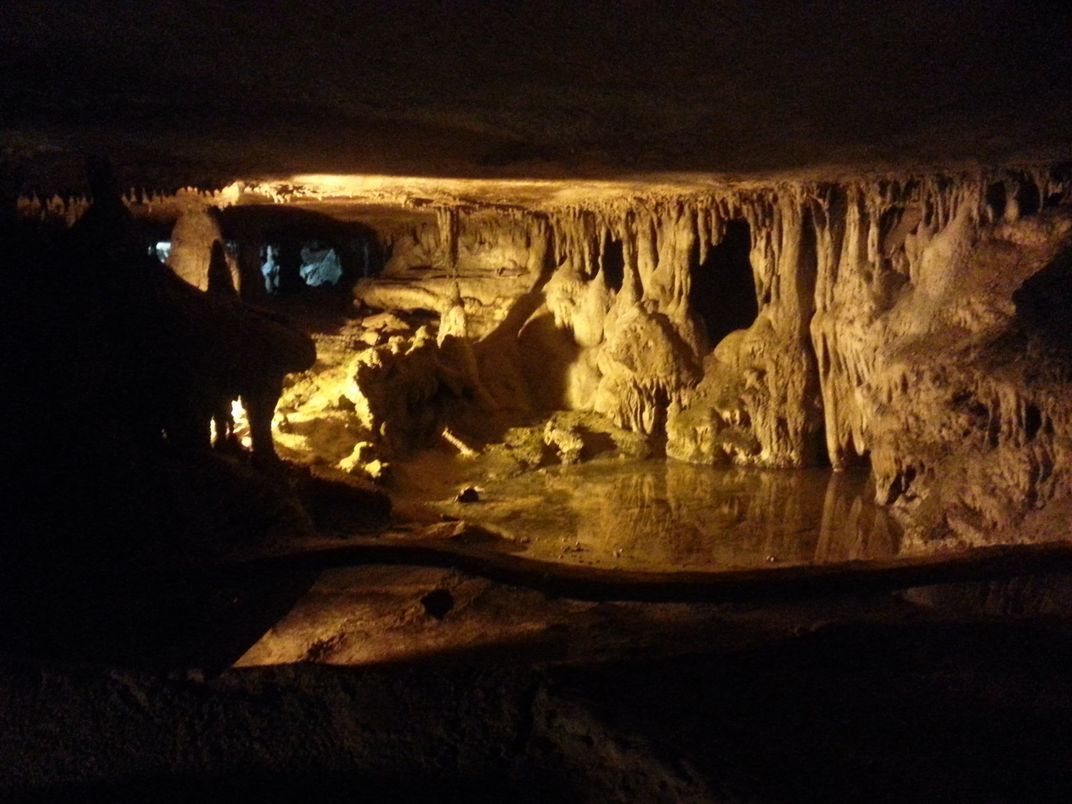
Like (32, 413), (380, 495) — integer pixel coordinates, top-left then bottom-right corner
(236, 166), (1072, 555)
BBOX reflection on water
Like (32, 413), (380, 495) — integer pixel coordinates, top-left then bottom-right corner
(443, 461), (901, 571)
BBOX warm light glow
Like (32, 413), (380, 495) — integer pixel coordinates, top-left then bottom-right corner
(441, 427), (477, 457)
(235, 172), (742, 211)
(233, 398), (252, 449)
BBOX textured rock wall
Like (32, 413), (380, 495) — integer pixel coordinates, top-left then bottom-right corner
(807, 171), (1072, 545)
(357, 208), (549, 339)
(344, 166), (1072, 544)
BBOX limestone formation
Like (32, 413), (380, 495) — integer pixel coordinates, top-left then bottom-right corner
(169, 207), (240, 292)
(19, 165), (1072, 548)
(295, 167), (1072, 547)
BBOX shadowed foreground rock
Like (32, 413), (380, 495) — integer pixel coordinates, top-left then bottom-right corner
(3, 613), (1072, 803)
(0, 167), (375, 575)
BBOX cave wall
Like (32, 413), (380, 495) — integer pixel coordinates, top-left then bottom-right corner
(808, 172), (1072, 546)
(335, 167), (1072, 544)
(356, 187), (836, 462)
(23, 166), (1072, 545)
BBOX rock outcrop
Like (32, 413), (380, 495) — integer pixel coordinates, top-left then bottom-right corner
(19, 166), (1072, 546)
(317, 167), (1072, 545)
(3, 166), (323, 568)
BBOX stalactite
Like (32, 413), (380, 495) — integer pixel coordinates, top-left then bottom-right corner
(16, 165), (1072, 543)
(436, 206), (459, 274)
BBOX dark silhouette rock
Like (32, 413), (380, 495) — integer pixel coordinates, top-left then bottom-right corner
(1, 158), (320, 569)
(207, 240), (238, 298)
(456, 486), (480, 503)
(420, 588), (454, 620)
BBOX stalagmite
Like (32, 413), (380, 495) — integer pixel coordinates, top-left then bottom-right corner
(343, 167), (1072, 546)
(20, 164), (1072, 547)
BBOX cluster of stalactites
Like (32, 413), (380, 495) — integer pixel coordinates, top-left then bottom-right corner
(542, 195), (768, 309)
(15, 184), (244, 227)
(541, 166), (1070, 294)
(810, 168), (1071, 273)
(15, 193), (91, 227)
(377, 204), (545, 275)
(808, 167), (1072, 475)
(372, 166), (1072, 341)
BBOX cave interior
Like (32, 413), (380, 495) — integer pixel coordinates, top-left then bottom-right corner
(5, 2), (1072, 801)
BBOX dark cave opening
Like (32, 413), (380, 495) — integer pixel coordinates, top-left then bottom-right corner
(1025, 403), (1043, 441)
(218, 206), (383, 298)
(986, 182), (1007, 220)
(1014, 245), (1072, 347)
(602, 239), (625, 292)
(690, 220), (758, 348)
(1016, 178), (1041, 218)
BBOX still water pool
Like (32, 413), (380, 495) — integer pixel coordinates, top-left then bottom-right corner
(408, 459), (901, 572)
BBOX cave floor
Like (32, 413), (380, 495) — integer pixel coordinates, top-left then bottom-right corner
(7, 454), (1072, 801)
(228, 445), (1072, 669)
(6, 565), (1072, 802)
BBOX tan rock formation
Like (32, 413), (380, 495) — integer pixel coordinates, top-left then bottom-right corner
(54, 165), (1072, 547)
(323, 167), (1072, 545)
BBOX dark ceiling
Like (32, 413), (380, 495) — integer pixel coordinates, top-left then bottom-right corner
(3, 0), (1072, 189)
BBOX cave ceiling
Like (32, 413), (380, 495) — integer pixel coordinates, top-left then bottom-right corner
(4, 0), (1072, 200)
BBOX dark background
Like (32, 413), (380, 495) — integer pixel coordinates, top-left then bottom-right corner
(3, 0), (1072, 188)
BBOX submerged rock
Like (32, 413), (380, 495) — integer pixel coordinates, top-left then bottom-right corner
(456, 487), (480, 503)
